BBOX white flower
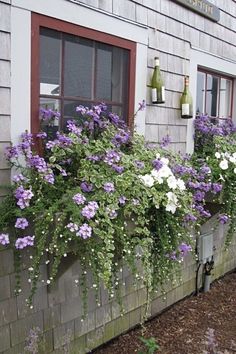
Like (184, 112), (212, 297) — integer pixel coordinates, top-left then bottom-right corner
(166, 203), (177, 214)
(233, 152), (236, 159)
(166, 192), (178, 214)
(229, 156), (236, 164)
(151, 169), (163, 184)
(224, 152), (230, 159)
(160, 157), (169, 165)
(234, 168), (236, 174)
(158, 165), (173, 178)
(167, 175), (177, 190)
(156, 153), (160, 159)
(176, 178), (186, 191)
(219, 160), (228, 170)
(139, 174), (154, 187)
(215, 152), (221, 159)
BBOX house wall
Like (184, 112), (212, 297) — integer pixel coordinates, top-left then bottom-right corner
(0, 0), (11, 200)
(1, 1), (236, 353)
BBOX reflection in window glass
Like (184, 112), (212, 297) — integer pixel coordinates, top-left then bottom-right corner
(206, 75), (219, 117)
(64, 36), (93, 98)
(40, 29), (61, 96)
(96, 43), (112, 100)
(219, 79), (232, 118)
(40, 98), (60, 139)
(196, 72), (205, 115)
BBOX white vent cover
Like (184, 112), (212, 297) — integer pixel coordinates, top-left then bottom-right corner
(198, 232), (214, 264)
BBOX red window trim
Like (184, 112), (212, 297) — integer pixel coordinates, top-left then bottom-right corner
(31, 13), (136, 134)
(197, 67), (234, 119)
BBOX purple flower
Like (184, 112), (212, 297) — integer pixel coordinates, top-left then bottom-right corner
(80, 182), (93, 193)
(160, 135), (171, 148)
(119, 196), (127, 205)
(138, 99), (146, 111)
(67, 223), (79, 232)
(15, 218), (29, 229)
(5, 145), (21, 160)
(152, 158), (164, 171)
(112, 165), (124, 174)
(15, 186), (34, 209)
(12, 174), (27, 183)
(87, 155), (100, 162)
(46, 140), (58, 150)
(212, 183), (222, 194)
(200, 165), (211, 175)
(36, 132), (47, 139)
(73, 193), (86, 205)
(66, 120), (82, 136)
(134, 161), (145, 169)
(103, 182), (115, 193)
(194, 191), (205, 202)
(81, 201), (98, 220)
(43, 174), (55, 184)
(29, 155), (47, 173)
(76, 105), (88, 115)
(112, 130), (130, 146)
(178, 243), (192, 257)
(0, 233), (10, 246)
(40, 108), (60, 122)
(199, 182), (211, 192)
(184, 214), (197, 222)
(106, 208), (118, 219)
(104, 150), (121, 166)
(77, 223), (92, 239)
(15, 236), (34, 249)
(56, 133), (73, 147)
(218, 214), (229, 224)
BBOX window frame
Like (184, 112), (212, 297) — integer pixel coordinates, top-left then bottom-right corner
(197, 67), (234, 119)
(31, 13), (136, 134)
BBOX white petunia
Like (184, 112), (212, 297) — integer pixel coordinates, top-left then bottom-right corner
(219, 160), (228, 170)
(166, 192), (178, 214)
(151, 169), (163, 184)
(234, 168), (236, 174)
(229, 156), (236, 164)
(215, 152), (221, 159)
(139, 174), (155, 187)
(167, 175), (177, 190)
(160, 157), (169, 165)
(176, 178), (186, 191)
(166, 203), (177, 214)
(158, 165), (173, 178)
(156, 152), (160, 159)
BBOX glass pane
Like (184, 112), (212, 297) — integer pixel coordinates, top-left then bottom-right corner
(219, 78), (232, 118)
(64, 35), (93, 98)
(40, 28), (61, 96)
(95, 43), (112, 100)
(196, 72), (205, 115)
(112, 48), (129, 105)
(206, 74), (219, 117)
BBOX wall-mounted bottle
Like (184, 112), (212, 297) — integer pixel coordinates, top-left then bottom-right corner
(180, 76), (193, 119)
(151, 57), (165, 104)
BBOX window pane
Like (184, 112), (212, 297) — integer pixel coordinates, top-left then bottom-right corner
(63, 100), (92, 130)
(219, 78), (232, 118)
(206, 74), (219, 117)
(64, 35), (93, 98)
(95, 43), (112, 100)
(40, 29), (61, 96)
(196, 72), (205, 115)
(40, 98), (60, 138)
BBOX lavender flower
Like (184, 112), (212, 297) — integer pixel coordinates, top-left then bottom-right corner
(178, 243), (192, 257)
(43, 173), (55, 184)
(112, 130), (130, 146)
(15, 218), (29, 229)
(15, 236), (34, 249)
(119, 196), (127, 205)
(24, 327), (42, 354)
(80, 182), (93, 193)
(56, 133), (73, 147)
(73, 193), (86, 205)
(0, 233), (10, 246)
(106, 208), (118, 219)
(104, 150), (121, 166)
(77, 223), (92, 239)
(5, 145), (21, 160)
(103, 182), (115, 193)
(15, 186), (34, 209)
(112, 165), (124, 174)
(138, 99), (146, 111)
(193, 191), (205, 202)
(152, 158), (164, 171)
(81, 201), (98, 219)
(218, 214), (229, 224)
(66, 120), (82, 136)
(184, 214), (197, 222)
(29, 155), (47, 173)
(160, 135), (171, 148)
(76, 105), (88, 115)
(212, 183), (222, 194)
(67, 223), (79, 232)
(134, 160), (145, 169)
(12, 174), (27, 183)
(36, 132), (47, 139)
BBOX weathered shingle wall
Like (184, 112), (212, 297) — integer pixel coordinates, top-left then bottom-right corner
(0, 0), (11, 198)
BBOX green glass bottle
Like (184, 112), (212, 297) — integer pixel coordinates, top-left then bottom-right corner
(180, 76), (193, 119)
(151, 57), (165, 104)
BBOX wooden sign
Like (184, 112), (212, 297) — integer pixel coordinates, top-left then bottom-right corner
(173, 0), (220, 22)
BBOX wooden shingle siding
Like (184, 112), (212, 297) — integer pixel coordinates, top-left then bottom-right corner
(0, 1), (11, 188)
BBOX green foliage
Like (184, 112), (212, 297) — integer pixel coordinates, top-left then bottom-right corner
(138, 336), (160, 354)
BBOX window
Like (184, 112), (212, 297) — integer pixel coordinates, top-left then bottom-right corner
(196, 69), (233, 119)
(31, 14), (136, 134)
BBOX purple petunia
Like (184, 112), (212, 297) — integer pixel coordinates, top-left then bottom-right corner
(15, 236), (34, 249)
(73, 193), (86, 205)
(104, 150), (121, 166)
(152, 158), (164, 171)
(103, 182), (115, 193)
(36, 132), (47, 139)
(106, 208), (118, 219)
(15, 186), (34, 209)
(12, 174), (27, 183)
(0, 233), (10, 246)
(184, 214), (197, 222)
(77, 223), (92, 239)
(178, 243), (192, 257)
(119, 196), (127, 205)
(212, 183), (223, 194)
(15, 218), (29, 230)
(160, 135), (171, 148)
(218, 214), (229, 225)
(81, 201), (99, 220)
(112, 165), (124, 174)
(80, 182), (93, 193)
(193, 191), (205, 202)
(43, 173), (55, 184)
(134, 160), (145, 169)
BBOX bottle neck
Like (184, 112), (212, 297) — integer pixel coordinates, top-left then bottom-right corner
(154, 58), (160, 67)
(184, 77), (189, 93)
